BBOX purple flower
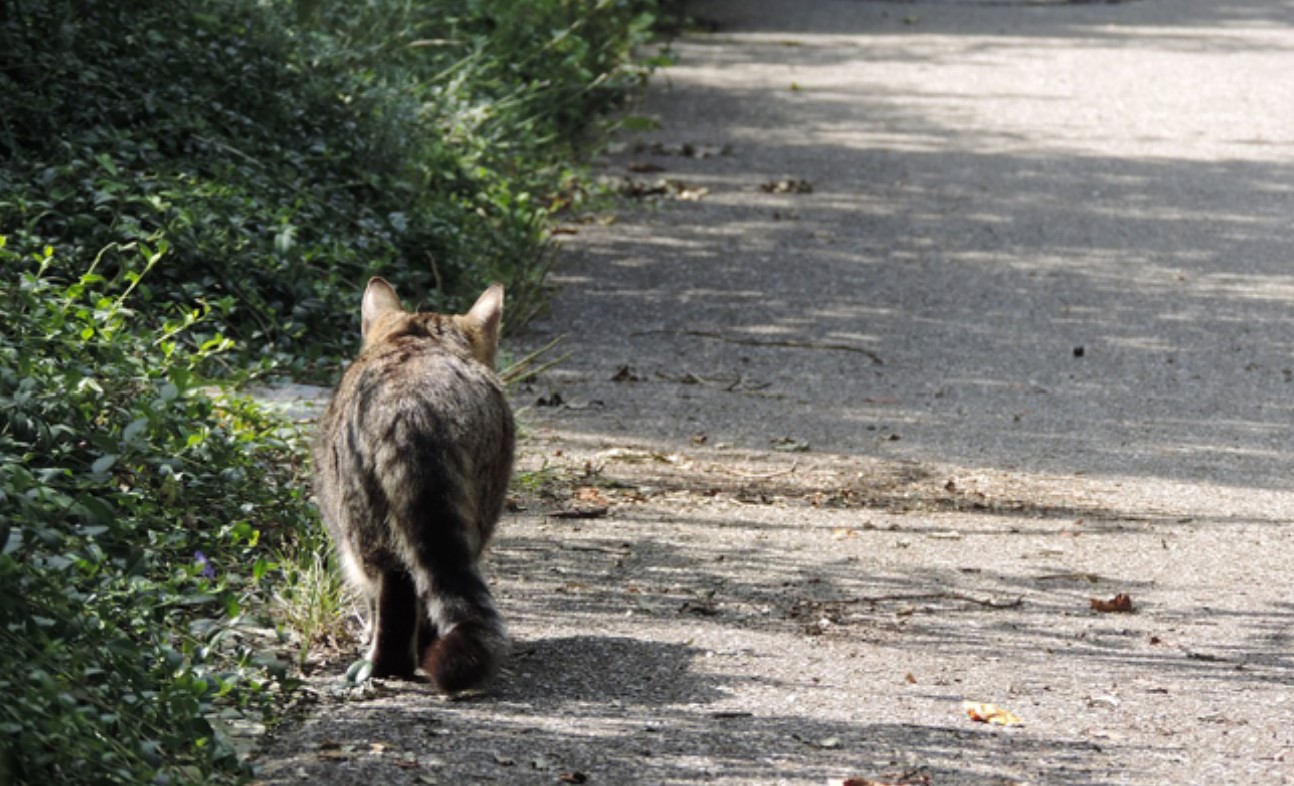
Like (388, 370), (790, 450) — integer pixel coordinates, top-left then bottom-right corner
(194, 551), (216, 579)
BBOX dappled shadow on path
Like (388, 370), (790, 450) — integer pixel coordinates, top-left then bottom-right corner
(489, 4), (1294, 779)
(475, 472), (1293, 782)
(261, 4), (1294, 785)
(527, 0), (1294, 492)
(688, 0), (1294, 41)
(495, 485), (1294, 695)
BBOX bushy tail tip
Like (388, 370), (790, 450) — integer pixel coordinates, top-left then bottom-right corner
(422, 621), (508, 694)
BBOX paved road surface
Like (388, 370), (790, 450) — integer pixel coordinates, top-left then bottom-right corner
(257, 2), (1294, 784)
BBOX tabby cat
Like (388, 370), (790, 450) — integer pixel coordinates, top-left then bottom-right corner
(313, 277), (515, 693)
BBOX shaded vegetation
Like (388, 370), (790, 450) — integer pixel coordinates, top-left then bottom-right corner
(1, 0), (663, 363)
(0, 0), (665, 782)
(1, 241), (308, 784)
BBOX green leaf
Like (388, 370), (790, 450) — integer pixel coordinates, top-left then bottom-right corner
(169, 367), (192, 392)
(95, 153), (119, 176)
(73, 496), (116, 525)
(91, 454), (118, 474)
(252, 557), (275, 582)
(123, 417), (149, 442)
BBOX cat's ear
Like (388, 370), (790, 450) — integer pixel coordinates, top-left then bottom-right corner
(462, 284), (504, 367)
(361, 277), (404, 338)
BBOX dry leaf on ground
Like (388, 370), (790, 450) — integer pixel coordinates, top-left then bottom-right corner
(963, 701), (1023, 726)
(1091, 593), (1134, 613)
(574, 486), (610, 505)
(832, 771), (930, 786)
(610, 365), (645, 382)
(618, 177), (710, 200)
(760, 178), (814, 194)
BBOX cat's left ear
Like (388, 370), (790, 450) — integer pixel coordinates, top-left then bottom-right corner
(463, 284), (504, 366)
(361, 277), (404, 338)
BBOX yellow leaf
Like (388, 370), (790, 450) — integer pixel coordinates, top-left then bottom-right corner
(963, 701), (1023, 726)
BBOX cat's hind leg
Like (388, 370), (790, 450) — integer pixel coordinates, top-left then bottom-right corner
(368, 568), (420, 679)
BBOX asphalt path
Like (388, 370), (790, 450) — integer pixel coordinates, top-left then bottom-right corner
(256, 2), (1294, 783)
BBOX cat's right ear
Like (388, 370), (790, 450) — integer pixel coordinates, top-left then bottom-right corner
(461, 284), (504, 368)
(361, 277), (404, 338)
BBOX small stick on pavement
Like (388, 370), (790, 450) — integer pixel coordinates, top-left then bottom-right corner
(712, 460), (799, 480)
(856, 592), (1024, 609)
(634, 329), (884, 364)
(560, 543), (630, 555)
(548, 506), (610, 520)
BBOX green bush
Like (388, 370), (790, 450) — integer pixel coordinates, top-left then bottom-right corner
(0, 238), (312, 784)
(0, 1), (663, 781)
(2, 0), (667, 782)
(1, 0), (661, 364)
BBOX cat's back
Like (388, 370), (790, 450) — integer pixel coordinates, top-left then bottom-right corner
(314, 281), (515, 551)
(323, 311), (512, 451)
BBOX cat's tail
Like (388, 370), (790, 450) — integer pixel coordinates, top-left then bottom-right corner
(419, 565), (510, 694)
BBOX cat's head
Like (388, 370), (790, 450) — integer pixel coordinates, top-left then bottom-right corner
(360, 277), (503, 369)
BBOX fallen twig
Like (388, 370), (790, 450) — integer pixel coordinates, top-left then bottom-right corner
(547, 506), (610, 520)
(655, 370), (773, 392)
(562, 543), (631, 555)
(711, 460), (800, 480)
(636, 329), (883, 364)
(853, 592), (1023, 609)
(1035, 572), (1102, 583)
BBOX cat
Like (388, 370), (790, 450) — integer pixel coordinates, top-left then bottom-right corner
(313, 276), (515, 693)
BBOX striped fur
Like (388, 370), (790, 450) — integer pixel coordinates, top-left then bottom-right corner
(314, 277), (515, 693)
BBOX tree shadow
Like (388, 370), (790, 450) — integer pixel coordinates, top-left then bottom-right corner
(503, 635), (724, 706)
(258, 4), (1294, 784)
(529, 78), (1294, 490)
(493, 494), (1294, 696)
(686, 0), (1294, 43)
